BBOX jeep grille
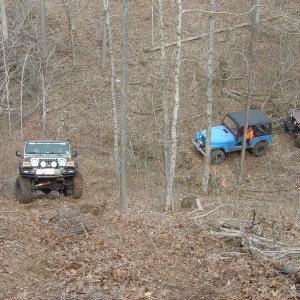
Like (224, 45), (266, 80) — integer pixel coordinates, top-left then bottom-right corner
(39, 158), (59, 168)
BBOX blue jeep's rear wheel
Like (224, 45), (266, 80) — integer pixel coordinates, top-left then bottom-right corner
(210, 149), (225, 165)
(251, 141), (267, 156)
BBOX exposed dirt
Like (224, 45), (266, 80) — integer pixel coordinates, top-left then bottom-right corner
(1, 1), (300, 299)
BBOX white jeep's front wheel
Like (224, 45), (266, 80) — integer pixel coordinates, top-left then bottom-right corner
(15, 176), (33, 203)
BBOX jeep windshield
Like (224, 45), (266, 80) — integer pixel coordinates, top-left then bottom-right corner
(25, 142), (70, 155)
(222, 115), (238, 136)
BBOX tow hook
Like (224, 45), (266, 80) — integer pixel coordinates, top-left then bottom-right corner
(35, 181), (50, 187)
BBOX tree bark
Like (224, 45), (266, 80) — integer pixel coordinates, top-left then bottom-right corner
(165, 0), (182, 211)
(238, 0), (259, 184)
(40, 0), (48, 63)
(202, 0), (216, 195)
(120, 0), (129, 213)
(157, 0), (170, 211)
(1, 25), (11, 142)
(102, 0), (120, 182)
(0, 0), (8, 41)
(102, 13), (107, 70)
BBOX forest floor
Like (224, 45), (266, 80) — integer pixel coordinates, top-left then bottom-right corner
(1, 1), (300, 299)
(1, 129), (300, 300)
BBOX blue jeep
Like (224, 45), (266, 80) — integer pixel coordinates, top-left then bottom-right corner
(192, 109), (272, 164)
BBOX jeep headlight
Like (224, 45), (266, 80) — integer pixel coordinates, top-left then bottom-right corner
(40, 160), (47, 168)
(58, 158), (67, 167)
(51, 161), (58, 168)
(66, 161), (75, 167)
(30, 159), (39, 167)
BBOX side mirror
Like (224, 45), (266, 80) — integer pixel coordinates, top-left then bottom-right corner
(72, 149), (78, 157)
(16, 149), (22, 158)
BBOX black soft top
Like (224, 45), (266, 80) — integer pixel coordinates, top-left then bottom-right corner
(227, 109), (271, 128)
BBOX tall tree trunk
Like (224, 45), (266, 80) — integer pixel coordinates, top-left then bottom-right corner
(102, 0), (120, 182)
(238, 0), (259, 184)
(0, 0), (8, 41)
(165, 0), (182, 211)
(63, 0), (77, 66)
(102, 13), (107, 70)
(157, 0), (170, 210)
(1, 27), (11, 142)
(20, 52), (29, 139)
(120, 0), (128, 213)
(41, 69), (46, 138)
(69, 0), (76, 31)
(40, 0), (48, 63)
(202, 0), (216, 195)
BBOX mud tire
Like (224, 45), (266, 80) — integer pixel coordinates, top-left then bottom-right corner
(295, 135), (300, 148)
(15, 176), (33, 204)
(210, 149), (225, 165)
(64, 171), (83, 199)
(251, 141), (268, 157)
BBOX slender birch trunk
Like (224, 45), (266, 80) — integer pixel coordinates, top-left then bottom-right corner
(165, 0), (182, 211)
(202, 0), (216, 194)
(120, 0), (128, 213)
(0, 0), (8, 41)
(157, 0), (170, 210)
(102, 0), (120, 181)
(238, 0), (259, 184)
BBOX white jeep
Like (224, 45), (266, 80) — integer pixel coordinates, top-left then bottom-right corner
(15, 140), (83, 203)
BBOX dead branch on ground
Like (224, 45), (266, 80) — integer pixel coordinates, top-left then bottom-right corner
(144, 17), (279, 53)
(210, 224), (300, 282)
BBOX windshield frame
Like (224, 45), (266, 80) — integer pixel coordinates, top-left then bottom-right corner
(25, 142), (70, 155)
(222, 115), (239, 136)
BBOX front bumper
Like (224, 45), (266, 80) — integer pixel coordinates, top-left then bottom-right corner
(20, 167), (76, 177)
(192, 139), (206, 156)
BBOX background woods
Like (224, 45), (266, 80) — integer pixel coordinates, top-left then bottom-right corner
(0, 1), (300, 299)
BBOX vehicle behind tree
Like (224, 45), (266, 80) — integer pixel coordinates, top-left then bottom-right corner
(192, 109), (272, 164)
(15, 140), (83, 203)
(284, 108), (300, 148)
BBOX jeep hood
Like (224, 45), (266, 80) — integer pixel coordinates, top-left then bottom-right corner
(195, 125), (235, 145)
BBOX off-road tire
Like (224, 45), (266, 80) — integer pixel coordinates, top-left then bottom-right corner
(295, 134), (300, 148)
(15, 176), (33, 203)
(251, 141), (268, 157)
(64, 171), (83, 199)
(210, 149), (225, 165)
(64, 181), (73, 196)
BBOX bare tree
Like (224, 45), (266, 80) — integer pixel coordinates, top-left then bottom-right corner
(1, 27), (11, 142)
(0, 0), (8, 41)
(63, 0), (77, 66)
(238, 0), (260, 184)
(40, 0), (48, 63)
(20, 52), (29, 139)
(101, 12), (107, 70)
(202, 0), (216, 195)
(40, 68), (46, 138)
(120, 0), (129, 213)
(165, 0), (182, 211)
(102, 0), (120, 181)
(157, 0), (170, 210)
